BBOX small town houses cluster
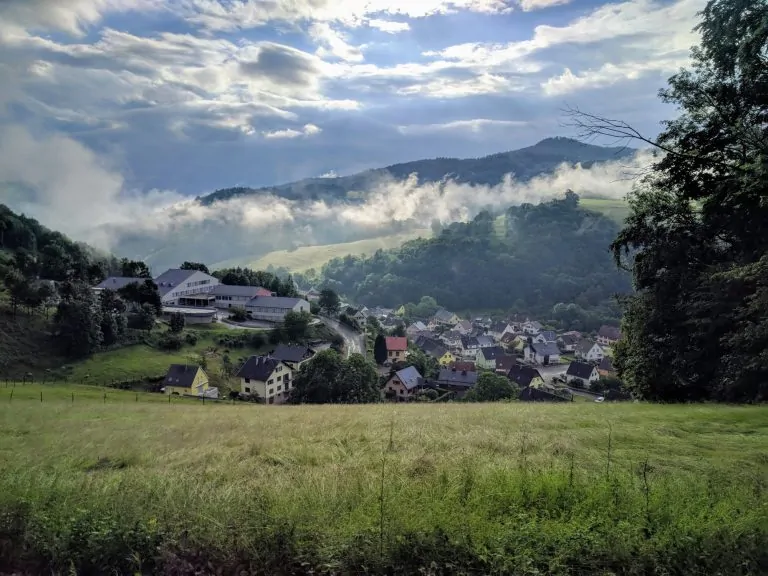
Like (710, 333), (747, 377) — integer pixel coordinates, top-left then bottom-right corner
(95, 268), (620, 403)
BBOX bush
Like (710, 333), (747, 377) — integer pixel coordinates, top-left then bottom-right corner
(571, 378), (585, 389)
(229, 306), (247, 322)
(184, 332), (198, 346)
(158, 333), (183, 351)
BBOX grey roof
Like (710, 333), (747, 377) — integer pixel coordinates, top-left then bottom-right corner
(433, 309), (455, 322)
(408, 321), (427, 331)
(508, 364), (542, 387)
(476, 335), (495, 347)
(454, 319), (472, 331)
(237, 356), (281, 381)
(95, 277), (142, 290)
(530, 342), (561, 357)
(416, 337), (447, 359)
(599, 357), (615, 372)
(567, 361), (596, 380)
(558, 333), (579, 345)
(435, 368), (478, 387)
(490, 321), (508, 333)
(520, 386), (568, 402)
(153, 269), (198, 296)
(598, 325), (622, 340)
(246, 296), (308, 309)
(393, 366), (423, 391)
(527, 320), (543, 330)
(460, 335), (479, 348)
(576, 339), (599, 355)
(212, 284), (263, 298)
(164, 364), (204, 388)
(539, 330), (556, 342)
(495, 355), (517, 373)
(271, 344), (315, 364)
(479, 346), (505, 360)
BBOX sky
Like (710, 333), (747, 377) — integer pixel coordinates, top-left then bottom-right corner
(0, 0), (705, 200)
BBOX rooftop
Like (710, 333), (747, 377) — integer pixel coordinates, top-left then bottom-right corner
(385, 336), (408, 351)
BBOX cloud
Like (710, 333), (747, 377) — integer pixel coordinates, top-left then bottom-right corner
(263, 123), (322, 139)
(518, 0), (571, 11)
(398, 118), (527, 135)
(367, 19), (411, 33)
(541, 59), (683, 96)
(309, 23), (364, 63)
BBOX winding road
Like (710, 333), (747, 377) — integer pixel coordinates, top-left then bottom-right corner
(319, 316), (366, 358)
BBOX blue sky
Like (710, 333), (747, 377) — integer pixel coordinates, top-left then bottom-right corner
(0, 0), (703, 200)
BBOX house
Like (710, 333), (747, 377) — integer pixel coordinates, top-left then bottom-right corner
(523, 342), (561, 365)
(598, 356), (616, 376)
(440, 330), (463, 348)
(575, 339), (605, 363)
(93, 276), (142, 294)
(494, 355), (518, 375)
(430, 367), (479, 399)
(163, 365), (218, 398)
(522, 320), (543, 335)
(533, 330), (557, 344)
(566, 361), (600, 385)
(453, 319), (473, 335)
(520, 386), (568, 402)
(459, 335), (480, 358)
(406, 321), (428, 337)
(271, 344), (316, 370)
(450, 361), (476, 372)
(557, 333), (579, 353)
(304, 287), (321, 302)
(154, 269), (219, 306)
(500, 332), (522, 350)
(245, 296), (311, 323)
(476, 346), (505, 370)
(237, 356), (293, 404)
(353, 307), (368, 324)
(430, 309), (459, 327)
(383, 366), (423, 401)
(507, 364), (544, 388)
(597, 325), (622, 346)
(488, 321), (513, 339)
(385, 336), (408, 362)
(476, 335), (495, 348)
(213, 284), (273, 309)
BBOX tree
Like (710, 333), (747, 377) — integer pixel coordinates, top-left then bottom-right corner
(169, 311), (186, 334)
(405, 347), (439, 379)
(120, 258), (151, 279)
(291, 349), (344, 403)
(229, 306), (247, 322)
(336, 354), (380, 403)
(4, 268), (26, 316)
(54, 283), (103, 357)
(99, 288), (127, 346)
(138, 303), (156, 332)
(390, 323), (406, 337)
(466, 372), (518, 402)
(569, 0), (768, 402)
(180, 261), (209, 273)
(366, 315), (382, 335)
(283, 310), (311, 342)
(318, 289), (340, 316)
(373, 333), (387, 365)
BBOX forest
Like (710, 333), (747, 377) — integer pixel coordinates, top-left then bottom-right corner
(319, 191), (630, 323)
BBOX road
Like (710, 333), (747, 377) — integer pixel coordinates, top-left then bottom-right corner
(319, 316), (366, 358)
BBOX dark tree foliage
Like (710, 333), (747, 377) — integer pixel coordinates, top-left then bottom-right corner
(320, 195), (630, 318)
(465, 372), (519, 402)
(169, 312), (186, 334)
(180, 261), (209, 273)
(405, 347), (439, 379)
(118, 279), (162, 313)
(99, 289), (128, 346)
(137, 303), (156, 333)
(373, 334), (387, 365)
(120, 258), (152, 279)
(54, 282), (103, 357)
(290, 351), (378, 404)
(583, 0), (768, 402)
(318, 288), (340, 316)
(212, 266), (297, 296)
(282, 311), (312, 342)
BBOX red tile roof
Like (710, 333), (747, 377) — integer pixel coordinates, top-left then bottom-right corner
(385, 337), (408, 351)
(450, 361), (476, 372)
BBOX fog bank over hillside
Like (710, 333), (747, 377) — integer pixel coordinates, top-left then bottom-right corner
(0, 126), (650, 269)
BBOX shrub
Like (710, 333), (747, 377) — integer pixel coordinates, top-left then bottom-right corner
(229, 306), (247, 322)
(158, 333), (183, 351)
(184, 332), (198, 346)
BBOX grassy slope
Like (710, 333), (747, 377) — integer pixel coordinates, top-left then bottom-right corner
(581, 197), (631, 224)
(0, 395), (765, 573)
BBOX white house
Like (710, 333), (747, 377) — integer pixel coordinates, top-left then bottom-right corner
(246, 296), (311, 323)
(406, 321), (428, 337)
(154, 269), (219, 306)
(597, 325), (622, 347)
(522, 320), (543, 335)
(476, 346), (505, 370)
(453, 319), (473, 335)
(523, 342), (561, 365)
(576, 339), (605, 363)
(212, 284), (273, 309)
(533, 330), (557, 344)
(565, 361), (600, 385)
(488, 321), (513, 339)
(237, 356), (294, 405)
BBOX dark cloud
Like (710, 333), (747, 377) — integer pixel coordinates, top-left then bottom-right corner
(239, 43), (321, 88)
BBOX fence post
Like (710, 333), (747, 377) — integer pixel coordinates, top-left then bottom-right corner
(168, 394), (171, 404)
(72, 392), (74, 404)
(103, 392), (106, 404)
(40, 391), (43, 403)
(135, 393), (138, 402)
(9, 390), (13, 402)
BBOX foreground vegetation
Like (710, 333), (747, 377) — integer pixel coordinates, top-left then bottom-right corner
(0, 395), (765, 574)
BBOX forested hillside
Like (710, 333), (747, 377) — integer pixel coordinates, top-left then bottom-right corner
(201, 137), (634, 205)
(321, 192), (630, 319)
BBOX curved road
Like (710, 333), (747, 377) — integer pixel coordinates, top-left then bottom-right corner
(319, 316), (366, 358)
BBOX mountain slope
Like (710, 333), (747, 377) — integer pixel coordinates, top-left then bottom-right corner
(201, 137), (635, 205)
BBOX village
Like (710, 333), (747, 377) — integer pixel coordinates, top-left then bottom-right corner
(92, 267), (623, 405)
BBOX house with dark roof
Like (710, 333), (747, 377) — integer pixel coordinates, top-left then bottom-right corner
(385, 336), (408, 362)
(406, 321), (428, 337)
(598, 356), (616, 376)
(557, 333), (579, 352)
(383, 366), (424, 401)
(93, 276), (143, 293)
(236, 356), (293, 404)
(522, 320), (543, 335)
(213, 284), (273, 309)
(429, 309), (459, 328)
(440, 329), (462, 348)
(163, 365), (217, 398)
(534, 330), (557, 344)
(154, 269), (219, 306)
(245, 296), (311, 323)
(597, 325), (622, 346)
(429, 367), (479, 399)
(494, 354), (518, 375)
(523, 341), (561, 365)
(415, 337), (455, 366)
(459, 335), (480, 358)
(476, 335), (496, 348)
(476, 346), (505, 370)
(271, 344), (316, 370)
(453, 319), (473, 334)
(566, 361), (599, 385)
(507, 364), (544, 388)
(450, 361), (476, 372)
(575, 339), (605, 363)
(520, 386), (569, 402)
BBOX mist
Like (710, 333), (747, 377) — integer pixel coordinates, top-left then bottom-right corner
(0, 125), (652, 269)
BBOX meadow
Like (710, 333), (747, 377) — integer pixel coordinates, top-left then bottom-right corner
(0, 389), (766, 575)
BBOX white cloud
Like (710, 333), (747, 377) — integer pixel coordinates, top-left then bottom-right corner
(518, 0), (571, 11)
(398, 118), (527, 134)
(541, 58), (684, 96)
(309, 22), (364, 62)
(263, 123), (322, 139)
(367, 19), (411, 33)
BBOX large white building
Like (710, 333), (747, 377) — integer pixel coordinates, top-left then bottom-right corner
(212, 284), (273, 309)
(245, 296), (310, 323)
(154, 269), (219, 305)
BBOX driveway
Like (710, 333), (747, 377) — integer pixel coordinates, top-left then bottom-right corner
(319, 316), (366, 358)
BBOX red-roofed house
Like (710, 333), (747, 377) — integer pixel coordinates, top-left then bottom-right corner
(385, 337), (408, 362)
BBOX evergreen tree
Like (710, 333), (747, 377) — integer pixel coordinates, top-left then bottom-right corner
(373, 334), (387, 365)
(169, 312), (186, 334)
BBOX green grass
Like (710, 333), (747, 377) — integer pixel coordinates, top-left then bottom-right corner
(213, 229), (433, 272)
(582, 197), (631, 224)
(0, 396), (765, 574)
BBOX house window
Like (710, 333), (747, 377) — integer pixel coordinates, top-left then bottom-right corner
(268, 379), (274, 385)
(277, 385), (282, 391)
(245, 387), (251, 393)
(245, 378), (250, 384)
(268, 388), (274, 396)
(277, 375), (282, 382)
(276, 365), (282, 372)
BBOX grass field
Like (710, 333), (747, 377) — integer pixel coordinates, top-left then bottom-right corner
(214, 229), (432, 272)
(581, 197), (631, 224)
(0, 393), (765, 574)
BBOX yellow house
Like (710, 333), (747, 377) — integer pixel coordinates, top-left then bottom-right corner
(163, 365), (217, 398)
(236, 356), (294, 405)
(438, 350), (456, 366)
(395, 305), (406, 316)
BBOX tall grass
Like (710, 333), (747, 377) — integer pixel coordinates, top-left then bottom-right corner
(0, 392), (766, 574)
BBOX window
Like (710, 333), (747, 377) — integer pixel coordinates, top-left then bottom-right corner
(277, 385), (282, 391)
(277, 375), (282, 382)
(244, 378), (250, 384)
(268, 378), (274, 385)
(276, 365), (282, 372)
(268, 388), (274, 396)
(245, 387), (251, 393)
